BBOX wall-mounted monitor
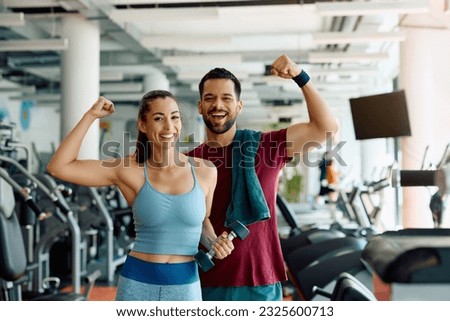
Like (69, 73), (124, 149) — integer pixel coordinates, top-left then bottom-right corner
(349, 90), (412, 140)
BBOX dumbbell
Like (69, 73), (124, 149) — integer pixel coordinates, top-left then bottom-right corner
(195, 220), (250, 272)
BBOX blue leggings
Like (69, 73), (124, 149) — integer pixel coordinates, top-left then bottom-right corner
(115, 255), (202, 301)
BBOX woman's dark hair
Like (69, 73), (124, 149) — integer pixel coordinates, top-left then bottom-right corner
(198, 68), (241, 99)
(134, 90), (176, 164)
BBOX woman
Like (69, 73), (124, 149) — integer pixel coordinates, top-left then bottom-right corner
(313, 151), (338, 210)
(47, 90), (233, 301)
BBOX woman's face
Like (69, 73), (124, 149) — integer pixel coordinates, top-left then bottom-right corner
(138, 97), (182, 148)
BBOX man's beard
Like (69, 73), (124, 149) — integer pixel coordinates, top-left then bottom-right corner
(202, 115), (237, 134)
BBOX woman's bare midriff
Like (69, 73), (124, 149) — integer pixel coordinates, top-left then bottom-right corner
(129, 250), (194, 264)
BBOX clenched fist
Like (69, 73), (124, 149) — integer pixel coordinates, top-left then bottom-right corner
(270, 54), (302, 79)
(87, 96), (115, 119)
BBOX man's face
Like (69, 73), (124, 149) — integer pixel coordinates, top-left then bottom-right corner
(198, 78), (242, 134)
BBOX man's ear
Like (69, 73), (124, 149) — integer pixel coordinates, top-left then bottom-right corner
(237, 100), (243, 115)
(197, 101), (202, 115)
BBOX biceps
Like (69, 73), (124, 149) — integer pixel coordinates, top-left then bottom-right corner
(50, 159), (118, 187)
(286, 123), (323, 156)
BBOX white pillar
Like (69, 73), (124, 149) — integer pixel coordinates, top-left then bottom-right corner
(144, 72), (170, 92)
(399, 27), (450, 228)
(360, 139), (387, 182)
(61, 15), (100, 159)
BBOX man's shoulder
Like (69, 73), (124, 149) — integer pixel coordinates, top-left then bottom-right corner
(237, 128), (286, 144)
(259, 128), (288, 143)
(185, 144), (204, 157)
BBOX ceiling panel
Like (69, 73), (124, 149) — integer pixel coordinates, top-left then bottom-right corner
(1, 0), (446, 126)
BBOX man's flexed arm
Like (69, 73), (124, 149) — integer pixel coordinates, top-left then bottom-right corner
(271, 54), (339, 158)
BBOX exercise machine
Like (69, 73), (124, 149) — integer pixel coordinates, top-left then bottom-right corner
(362, 165), (450, 300)
(0, 167), (100, 301)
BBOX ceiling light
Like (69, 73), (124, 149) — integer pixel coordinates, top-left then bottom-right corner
(100, 82), (143, 93)
(140, 35), (231, 50)
(99, 93), (143, 102)
(58, 0), (90, 11)
(10, 93), (61, 102)
(0, 39), (69, 52)
(312, 31), (406, 45)
(308, 52), (389, 63)
(0, 85), (36, 94)
(308, 67), (379, 77)
(316, 0), (430, 16)
(100, 71), (124, 82)
(163, 54), (242, 66)
(109, 7), (218, 23)
(111, 0), (241, 3)
(22, 65), (154, 82)
(0, 12), (25, 26)
(182, 72), (248, 83)
(312, 82), (371, 92)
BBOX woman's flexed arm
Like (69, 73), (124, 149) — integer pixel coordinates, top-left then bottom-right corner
(47, 97), (118, 187)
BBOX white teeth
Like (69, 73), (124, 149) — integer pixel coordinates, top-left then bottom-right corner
(161, 134), (174, 138)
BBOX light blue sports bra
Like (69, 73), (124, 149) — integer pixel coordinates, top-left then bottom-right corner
(131, 159), (206, 256)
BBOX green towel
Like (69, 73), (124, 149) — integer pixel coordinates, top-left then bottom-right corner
(225, 129), (271, 227)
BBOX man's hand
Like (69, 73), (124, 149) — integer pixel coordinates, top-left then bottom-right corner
(270, 54), (301, 79)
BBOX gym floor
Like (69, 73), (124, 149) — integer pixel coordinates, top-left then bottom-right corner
(64, 285), (297, 301)
(61, 284), (117, 301)
(85, 286), (117, 301)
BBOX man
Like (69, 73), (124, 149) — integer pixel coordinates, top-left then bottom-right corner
(188, 54), (339, 300)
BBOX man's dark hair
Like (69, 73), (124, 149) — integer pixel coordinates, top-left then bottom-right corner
(198, 68), (242, 99)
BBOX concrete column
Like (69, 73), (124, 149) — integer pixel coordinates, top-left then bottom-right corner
(399, 26), (450, 227)
(144, 72), (170, 92)
(61, 15), (100, 159)
(360, 139), (387, 182)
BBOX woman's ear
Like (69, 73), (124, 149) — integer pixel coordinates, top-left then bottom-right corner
(137, 119), (146, 132)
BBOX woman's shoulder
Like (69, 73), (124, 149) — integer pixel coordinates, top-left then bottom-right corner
(188, 157), (216, 193)
(112, 155), (144, 178)
(188, 156), (216, 183)
(114, 155), (146, 187)
(104, 154), (139, 168)
(189, 156), (216, 171)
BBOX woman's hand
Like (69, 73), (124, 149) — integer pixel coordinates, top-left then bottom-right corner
(87, 96), (115, 119)
(211, 232), (234, 260)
